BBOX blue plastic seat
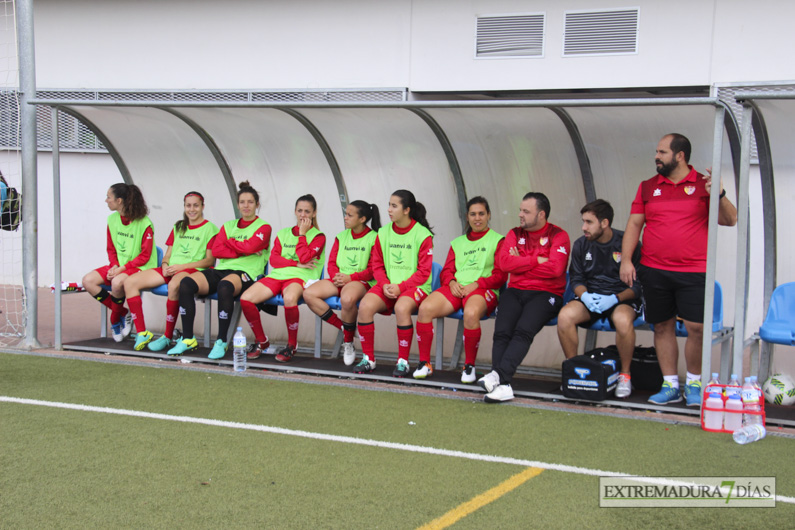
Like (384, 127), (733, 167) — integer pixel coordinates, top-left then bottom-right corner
(759, 282), (795, 346)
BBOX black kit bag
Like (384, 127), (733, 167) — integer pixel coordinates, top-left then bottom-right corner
(0, 174), (21, 231)
(561, 347), (621, 401)
(628, 345), (663, 391)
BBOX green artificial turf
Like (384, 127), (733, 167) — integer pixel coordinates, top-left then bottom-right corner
(1, 353), (793, 528)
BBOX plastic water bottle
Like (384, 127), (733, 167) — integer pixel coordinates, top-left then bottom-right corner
(741, 377), (762, 426)
(705, 372), (721, 395)
(750, 375), (763, 400)
(703, 392), (724, 431)
(725, 373), (741, 399)
(723, 394), (743, 432)
(733, 424), (766, 444)
(233, 327), (247, 373)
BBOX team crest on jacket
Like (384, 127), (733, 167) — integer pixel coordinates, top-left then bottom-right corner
(540, 237), (548, 246)
(612, 252), (622, 263)
(684, 186), (696, 195)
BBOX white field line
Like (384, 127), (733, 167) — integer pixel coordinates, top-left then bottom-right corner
(2, 395), (793, 505)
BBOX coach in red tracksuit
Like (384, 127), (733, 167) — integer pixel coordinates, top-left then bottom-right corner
(477, 192), (570, 403)
(620, 133), (737, 408)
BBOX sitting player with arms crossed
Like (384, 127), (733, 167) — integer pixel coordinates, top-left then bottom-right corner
(303, 200), (381, 366)
(353, 189), (434, 378)
(82, 183), (156, 342)
(413, 196), (506, 382)
(239, 194), (326, 362)
(556, 199), (642, 398)
(123, 191), (218, 351)
(168, 181), (271, 359)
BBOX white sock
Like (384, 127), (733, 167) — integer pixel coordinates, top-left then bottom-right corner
(663, 375), (679, 389)
(686, 372), (700, 384)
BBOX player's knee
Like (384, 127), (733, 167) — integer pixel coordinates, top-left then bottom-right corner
(179, 277), (199, 298)
(216, 280), (235, 301)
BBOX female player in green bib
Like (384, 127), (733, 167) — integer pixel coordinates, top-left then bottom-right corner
(240, 194), (326, 362)
(414, 196), (506, 382)
(354, 190), (434, 377)
(122, 191), (218, 352)
(82, 183), (156, 342)
(167, 181), (271, 359)
(303, 200), (382, 366)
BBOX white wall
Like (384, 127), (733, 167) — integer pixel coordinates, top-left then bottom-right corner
(30, 0), (795, 92)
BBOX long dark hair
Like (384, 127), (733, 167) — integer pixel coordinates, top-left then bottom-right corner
(349, 200), (382, 232)
(175, 191), (204, 235)
(465, 196), (490, 234)
(110, 183), (148, 221)
(296, 194), (319, 229)
(392, 189), (433, 235)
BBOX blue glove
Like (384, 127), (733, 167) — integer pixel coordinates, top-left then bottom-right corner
(594, 294), (619, 313)
(580, 292), (602, 313)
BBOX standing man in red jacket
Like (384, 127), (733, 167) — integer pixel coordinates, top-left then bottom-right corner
(478, 192), (570, 403)
(620, 133), (737, 407)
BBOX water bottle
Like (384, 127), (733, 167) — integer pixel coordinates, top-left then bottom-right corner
(725, 373), (741, 399)
(723, 394), (743, 432)
(750, 375), (763, 400)
(233, 327), (247, 373)
(741, 377), (762, 426)
(733, 424), (766, 444)
(705, 372), (721, 395)
(703, 392), (724, 431)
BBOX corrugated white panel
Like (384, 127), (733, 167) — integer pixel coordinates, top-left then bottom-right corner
(476, 14), (545, 58)
(564, 8), (639, 56)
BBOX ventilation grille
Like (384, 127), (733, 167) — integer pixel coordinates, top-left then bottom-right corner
(563, 8), (639, 56)
(476, 14), (545, 58)
(0, 89), (407, 152)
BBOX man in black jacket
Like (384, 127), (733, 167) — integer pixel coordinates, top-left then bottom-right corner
(557, 199), (642, 398)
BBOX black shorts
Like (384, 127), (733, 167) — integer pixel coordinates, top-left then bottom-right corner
(637, 264), (705, 324)
(572, 298), (643, 328)
(199, 268), (255, 296)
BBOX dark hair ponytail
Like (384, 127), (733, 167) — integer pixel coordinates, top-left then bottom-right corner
(392, 189), (433, 235)
(349, 200), (382, 232)
(296, 194), (319, 229)
(175, 191), (205, 235)
(110, 183), (148, 221)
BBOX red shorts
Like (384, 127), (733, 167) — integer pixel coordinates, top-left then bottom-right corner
(436, 285), (499, 316)
(95, 265), (143, 284)
(258, 276), (305, 296)
(368, 285), (429, 315)
(153, 267), (199, 284)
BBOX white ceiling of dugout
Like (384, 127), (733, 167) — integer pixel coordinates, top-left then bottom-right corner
(64, 105), (237, 243)
(753, 99), (795, 285)
(421, 107), (586, 239)
(298, 108), (461, 256)
(172, 107), (344, 241)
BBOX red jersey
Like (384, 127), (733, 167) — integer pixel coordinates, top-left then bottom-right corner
(371, 220), (433, 294)
(630, 167), (709, 273)
(498, 222), (569, 295)
(440, 229), (507, 291)
(106, 216), (154, 269)
(327, 226), (375, 283)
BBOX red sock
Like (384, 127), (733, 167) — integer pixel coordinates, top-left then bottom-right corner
(342, 322), (356, 343)
(127, 295), (145, 333)
(164, 299), (179, 340)
(416, 321), (434, 363)
(241, 300), (268, 343)
(285, 305), (300, 347)
(359, 322), (374, 361)
(463, 327), (482, 365)
(397, 325), (413, 361)
(110, 304), (127, 325)
(324, 312), (343, 330)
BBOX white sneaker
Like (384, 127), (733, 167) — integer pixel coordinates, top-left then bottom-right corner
(615, 374), (632, 398)
(412, 361), (433, 379)
(461, 364), (476, 384)
(121, 313), (132, 339)
(342, 342), (356, 366)
(477, 370), (500, 393)
(485, 384), (514, 403)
